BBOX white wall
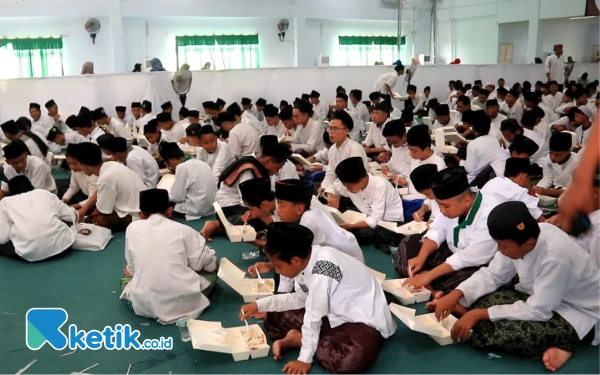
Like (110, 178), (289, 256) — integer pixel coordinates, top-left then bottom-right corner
(0, 17), (113, 75)
(539, 18), (600, 63)
(498, 21), (529, 64)
(122, 17), (296, 72)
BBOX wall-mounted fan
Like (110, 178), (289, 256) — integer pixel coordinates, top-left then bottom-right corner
(172, 64), (193, 107)
(85, 18), (101, 44)
(278, 19), (289, 41)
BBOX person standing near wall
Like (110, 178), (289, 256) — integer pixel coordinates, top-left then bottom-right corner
(545, 44), (565, 90)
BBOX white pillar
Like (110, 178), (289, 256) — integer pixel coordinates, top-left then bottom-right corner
(109, 0), (126, 73)
(526, 0), (541, 64)
(294, 16), (307, 67)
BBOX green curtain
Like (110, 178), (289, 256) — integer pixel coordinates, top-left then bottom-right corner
(338, 35), (405, 46)
(176, 35), (258, 47)
(176, 34), (259, 70)
(0, 37), (64, 78)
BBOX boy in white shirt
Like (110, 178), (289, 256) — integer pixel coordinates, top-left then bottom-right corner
(143, 120), (169, 157)
(500, 89), (524, 124)
(318, 111), (368, 193)
(218, 111), (260, 159)
(447, 112), (500, 185)
(533, 132), (579, 198)
(0, 175), (75, 262)
(186, 124), (235, 184)
(381, 119), (412, 180)
(120, 188), (217, 325)
(92, 107), (132, 141)
(1, 119), (51, 163)
(62, 144), (98, 216)
(481, 158), (545, 221)
(240, 222), (396, 374)
(409, 164), (441, 223)
(325, 156), (404, 245)
(0, 141), (56, 201)
(263, 104), (285, 137)
(571, 106), (593, 150)
(432, 202), (599, 372)
(159, 142), (217, 220)
(157, 112), (186, 144)
(432, 104), (459, 130)
(309, 90), (327, 122)
(486, 99), (508, 134)
(400, 167), (500, 294)
(362, 102), (391, 158)
(291, 100), (325, 156)
(77, 142), (146, 231)
(98, 135), (159, 189)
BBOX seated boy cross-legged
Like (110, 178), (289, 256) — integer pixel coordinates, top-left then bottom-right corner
(325, 156), (404, 246)
(248, 178), (364, 293)
(240, 222), (396, 375)
(399, 167), (500, 295)
(120, 188), (218, 324)
(432, 202), (599, 372)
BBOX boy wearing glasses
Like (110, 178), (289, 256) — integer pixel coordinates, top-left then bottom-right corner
(318, 111), (368, 194)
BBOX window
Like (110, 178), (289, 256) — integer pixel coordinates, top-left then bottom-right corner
(176, 35), (259, 70)
(0, 37), (64, 79)
(336, 35), (405, 67)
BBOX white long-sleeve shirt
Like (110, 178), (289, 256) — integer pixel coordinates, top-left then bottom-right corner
(163, 123), (186, 144)
(536, 152), (579, 189)
(126, 146), (159, 189)
(457, 224), (599, 342)
(170, 159), (217, 220)
(301, 197), (364, 264)
(227, 122), (260, 159)
(265, 121), (285, 138)
(433, 117), (459, 130)
(121, 214), (217, 324)
(96, 161), (146, 218)
(256, 245), (396, 364)
(321, 138), (368, 189)
(575, 124), (593, 147)
(196, 140), (235, 184)
(500, 102), (524, 124)
(490, 114), (508, 133)
(424, 191), (499, 271)
(326, 174), (404, 226)
(545, 54), (565, 84)
(375, 71), (399, 93)
(543, 92), (563, 110)
(387, 143), (412, 178)
(311, 101), (328, 122)
(65, 131), (89, 145)
(523, 128), (549, 165)
(292, 118), (325, 154)
(63, 171), (98, 206)
(18, 133), (47, 162)
(354, 102), (371, 127)
(362, 119), (390, 148)
(270, 160), (299, 190)
(460, 135), (501, 183)
(242, 111), (265, 136)
(1, 155), (56, 194)
(404, 152), (447, 200)
(32, 115), (55, 137)
(481, 177), (543, 219)
(0, 189), (75, 262)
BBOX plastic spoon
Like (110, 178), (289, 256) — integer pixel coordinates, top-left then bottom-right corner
(256, 267), (265, 285)
(241, 308), (249, 334)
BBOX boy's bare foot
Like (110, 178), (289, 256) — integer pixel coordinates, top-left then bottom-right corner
(200, 220), (220, 242)
(273, 329), (302, 360)
(542, 347), (572, 372)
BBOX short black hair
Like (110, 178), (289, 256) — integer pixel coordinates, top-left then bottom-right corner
(457, 95), (470, 106)
(8, 175), (34, 196)
(245, 190), (275, 208)
(449, 80), (456, 85)
(472, 113), (491, 135)
(382, 119), (407, 138)
(424, 86), (431, 91)
(479, 89), (490, 97)
(332, 110), (354, 131)
(407, 84), (417, 93)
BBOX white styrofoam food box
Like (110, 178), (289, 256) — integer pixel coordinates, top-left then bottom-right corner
(378, 221), (428, 236)
(213, 202), (257, 242)
(389, 303), (462, 346)
(218, 257), (275, 302)
(536, 194), (557, 207)
(382, 279), (431, 305)
(188, 319), (270, 361)
(327, 207), (367, 225)
(369, 267), (386, 285)
(157, 174), (176, 193)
